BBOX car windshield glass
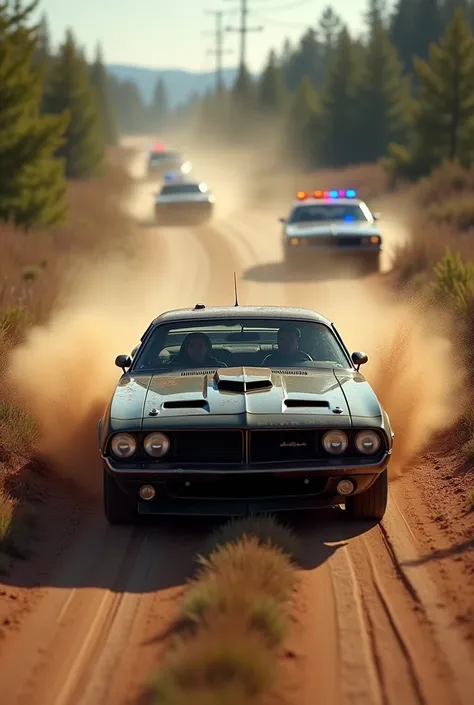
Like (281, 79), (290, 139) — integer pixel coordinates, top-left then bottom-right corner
(160, 183), (205, 195)
(290, 204), (369, 223)
(149, 152), (181, 164)
(132, 318), (350, 372)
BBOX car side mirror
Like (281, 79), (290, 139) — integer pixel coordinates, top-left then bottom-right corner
(278, 217), (286, 223)
(351, 351), (368, 371)
(372, 212), (381, 221)
(115, 354), (132, 371)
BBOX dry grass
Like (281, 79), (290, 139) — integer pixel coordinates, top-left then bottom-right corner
(148, 516), (300, 705)
(0, 147), (134, 325)
(0, 146), (137, 568)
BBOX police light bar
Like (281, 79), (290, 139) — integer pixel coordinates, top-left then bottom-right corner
(164, 171), (184, 182)
(296, 189), (357, 200)
(151, 142), (165, 152)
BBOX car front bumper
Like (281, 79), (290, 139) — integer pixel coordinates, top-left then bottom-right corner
(103, 453), (390, 516)
(285, 242), (382, 256)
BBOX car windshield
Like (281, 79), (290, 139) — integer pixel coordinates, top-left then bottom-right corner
(160, 183), (206, 195)
(290, 204), (369, 223)
(149, 151), (181, 164)
(132, 318), (350, 372)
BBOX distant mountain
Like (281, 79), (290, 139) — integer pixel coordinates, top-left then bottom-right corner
(106, 65), (241, 108)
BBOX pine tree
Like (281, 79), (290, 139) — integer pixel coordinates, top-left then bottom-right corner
(411, 0), (444, 61)
(150, 77), (168, 131)
(356, 26), (411, 162)
(231, 64), (255, 139)
(108, 76), (147, 133)
(320, 28), (362, 166)
(285, 77), (320, 167)
(258, 50), (285, 111)
(318, 6), (342, 70)
(365, 0), (388, 37)
(0, 1), (69, 228)
(387, 9), (474, 178)
(389, 0), (416, 74)
(36, 12), (50, 63)
(44, 31), (105, 178)
(442, 0), (470, 23)
(284, 30), (324, 90)
(89, 44), (117, 146)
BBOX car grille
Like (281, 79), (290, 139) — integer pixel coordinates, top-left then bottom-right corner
(171, 430), (244, 464)
(307, 236), (363, 247)
(165, 475), (327, 500)
(249, 430), (318, 463)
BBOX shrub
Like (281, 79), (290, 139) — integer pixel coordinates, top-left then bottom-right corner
(431, 248), (474, 309)
(198, 514), (300, 563)
(427, 196), (474, 232)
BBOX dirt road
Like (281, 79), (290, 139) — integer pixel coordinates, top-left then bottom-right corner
(0, 147), (472, 705)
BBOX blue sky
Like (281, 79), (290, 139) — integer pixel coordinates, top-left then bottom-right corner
(35, 0), (377, 73)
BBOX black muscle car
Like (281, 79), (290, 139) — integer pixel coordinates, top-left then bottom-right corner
(99, 305), (393, 524)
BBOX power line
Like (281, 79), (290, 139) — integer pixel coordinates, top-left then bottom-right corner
(204, 10), (233, 92)
(224, 0), (264, 69)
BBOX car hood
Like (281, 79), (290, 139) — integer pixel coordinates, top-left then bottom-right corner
(286, 221), (380, 238)
(156, 193), (212, 204)
(108, 366), (383, 429)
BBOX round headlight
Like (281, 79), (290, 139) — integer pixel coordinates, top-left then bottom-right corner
(111, 433), (137, 458)
(322, 430), (348, 455)
(355, 430), (381, 455)
(144, 432), (170, 458)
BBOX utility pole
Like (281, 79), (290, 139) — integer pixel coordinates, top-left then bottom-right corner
(224, 0), (263, 69)
(205, 10), (233, 92)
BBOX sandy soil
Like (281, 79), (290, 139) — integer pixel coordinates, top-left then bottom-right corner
(0, 142), (473, 705)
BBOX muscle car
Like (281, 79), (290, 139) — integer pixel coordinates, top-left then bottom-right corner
(99, 305), (393, 524)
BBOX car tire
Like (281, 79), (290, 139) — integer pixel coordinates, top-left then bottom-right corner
(345, 469), (388, 521)
(284, 249), (300, 268)
(103, 470), (137, 525)
(364, 252), (380, 274)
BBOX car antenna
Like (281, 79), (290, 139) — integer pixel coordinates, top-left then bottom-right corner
(233, 271), (239, 307)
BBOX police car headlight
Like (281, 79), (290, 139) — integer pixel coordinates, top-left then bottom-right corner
(322, 430), (348, 455)
(111, 433), (137, 458)
(144, 432), (170, 458)
(355, 430), (381, 455)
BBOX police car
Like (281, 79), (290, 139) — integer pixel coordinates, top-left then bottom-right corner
(154, 173), (215, 226)
(147, 143), (192, 179)
(279, 190), (382, 273)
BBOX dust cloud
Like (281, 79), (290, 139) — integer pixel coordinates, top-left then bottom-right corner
(4, 133), (468, 498)
(306, 279), (467, 478)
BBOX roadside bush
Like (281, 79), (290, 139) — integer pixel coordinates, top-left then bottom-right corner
(427, 196), (474, 232)
(149, 516), (300, 705)
(416, 161), (474, 207)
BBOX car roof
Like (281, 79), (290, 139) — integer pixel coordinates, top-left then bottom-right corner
(291, 198), (364, 208)
(150, 305), (332, 328)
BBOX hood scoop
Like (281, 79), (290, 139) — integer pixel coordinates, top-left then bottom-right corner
(214, 367), (274, 394)
(162, 399), (207, 409)
(284, 399), (329, 408)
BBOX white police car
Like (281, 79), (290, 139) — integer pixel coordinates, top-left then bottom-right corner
(153, 172), (215, 226)
(147, 143), (192, 179)
(278, 189), (382, 273)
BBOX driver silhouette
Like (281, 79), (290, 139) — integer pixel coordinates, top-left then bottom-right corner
(262, 325), (312, 366)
